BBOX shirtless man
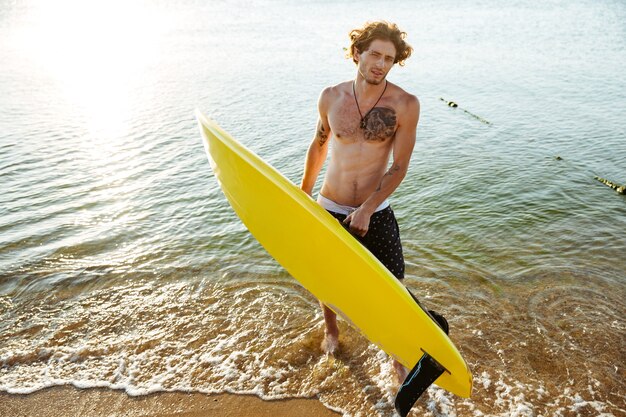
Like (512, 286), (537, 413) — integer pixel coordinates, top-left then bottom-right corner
(300, 21), (418, 380)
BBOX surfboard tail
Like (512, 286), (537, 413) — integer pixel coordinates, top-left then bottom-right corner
(394, 352), (446, 417)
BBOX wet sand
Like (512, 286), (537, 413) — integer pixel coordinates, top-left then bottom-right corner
(0, 386), (341, 417)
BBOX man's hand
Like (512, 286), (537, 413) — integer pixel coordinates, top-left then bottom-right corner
(343, 206), (374, 237)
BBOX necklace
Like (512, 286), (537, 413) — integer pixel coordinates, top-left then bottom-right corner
(353, 80), (387, 129)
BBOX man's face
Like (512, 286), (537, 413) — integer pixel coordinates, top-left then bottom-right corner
(355, 39), (397, 85)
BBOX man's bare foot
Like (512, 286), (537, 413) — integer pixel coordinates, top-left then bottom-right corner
(321, 329), (339, 354)
(393, 359), (409, 383)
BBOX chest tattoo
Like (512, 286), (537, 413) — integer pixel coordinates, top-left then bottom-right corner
(362, 107), (396, 141)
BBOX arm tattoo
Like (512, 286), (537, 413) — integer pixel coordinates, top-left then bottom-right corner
(375, 164), (401, 191)
(316, 120), (329, 147)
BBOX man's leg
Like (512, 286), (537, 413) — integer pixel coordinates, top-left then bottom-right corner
(319, 209), (348, 355)
(393, 359), (409, 382)
(392, 280), (410, 382)
(320, 302), (339, 354)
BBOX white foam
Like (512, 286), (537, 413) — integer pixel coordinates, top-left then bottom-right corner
(1, 343), (620, 417)
(426, 387), (458, 417)
(569, 393), (610, 414)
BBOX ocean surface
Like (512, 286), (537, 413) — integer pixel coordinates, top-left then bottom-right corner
(1, 0), (625, 416)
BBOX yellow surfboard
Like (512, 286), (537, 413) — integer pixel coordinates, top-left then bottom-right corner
(196, 110), (472, 414)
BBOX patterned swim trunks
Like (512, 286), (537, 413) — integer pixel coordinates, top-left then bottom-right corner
(327, 206), (405, 279)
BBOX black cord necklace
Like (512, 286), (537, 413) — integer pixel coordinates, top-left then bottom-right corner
(353, 80), (388, 129)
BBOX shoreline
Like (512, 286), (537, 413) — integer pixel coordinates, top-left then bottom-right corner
(0, 386), (341, 417)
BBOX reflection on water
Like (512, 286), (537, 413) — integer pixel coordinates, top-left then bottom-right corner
(1, 0), (625, 415)
(8, 0), (169, 139)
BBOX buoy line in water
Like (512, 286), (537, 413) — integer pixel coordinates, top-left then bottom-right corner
(594, 176), (626, 195)
(553, 157), (625, 196)
(440, 97), (491, 125)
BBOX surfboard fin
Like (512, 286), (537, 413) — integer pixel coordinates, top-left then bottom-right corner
(394, 352), (445, 417)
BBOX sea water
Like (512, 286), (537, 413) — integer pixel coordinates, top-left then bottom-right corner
(0, 0), (625, 415)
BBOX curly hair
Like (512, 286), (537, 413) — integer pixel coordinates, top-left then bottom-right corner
(348, 21), (413, 66)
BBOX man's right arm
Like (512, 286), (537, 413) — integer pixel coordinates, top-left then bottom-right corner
(300, 88), (332, 196)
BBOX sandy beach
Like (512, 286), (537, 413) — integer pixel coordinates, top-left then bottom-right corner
(0, 387), (340, 417)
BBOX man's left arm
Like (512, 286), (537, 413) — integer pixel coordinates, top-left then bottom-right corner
(345, 95), (420, 236)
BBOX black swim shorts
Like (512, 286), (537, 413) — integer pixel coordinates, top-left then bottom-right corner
(327, 206), (405, 279)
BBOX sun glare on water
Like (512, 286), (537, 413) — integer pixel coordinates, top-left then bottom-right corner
(12, 0), (172, 142)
